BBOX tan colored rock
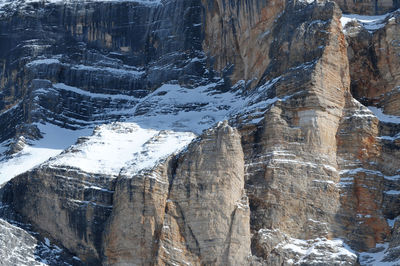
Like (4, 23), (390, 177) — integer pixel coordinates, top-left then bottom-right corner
(335, 98), (391, 250)
(156, 121), (251, 265)
(202, 0), (286, 85)
(240, 0), (348, 246)
(103, 158), (173, 265)
(345, 11), (400, 115)
(334, 9), (400, 254)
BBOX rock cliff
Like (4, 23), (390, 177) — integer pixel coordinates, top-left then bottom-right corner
(0, 0), (399, 265)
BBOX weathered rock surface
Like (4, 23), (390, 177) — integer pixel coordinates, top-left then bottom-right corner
(103, 158), (173, 265)
(345, 9), (400, 116)
(202, 0), (286, 85)
(0, 0), (205, 142)
(0, 0), (400, 265)
(156, 122), (250, 265)
(339, 4), (400, 258)
(2, 167), (115, 264)
(0, 197), (82, 265)
(0, 217), (78, 265)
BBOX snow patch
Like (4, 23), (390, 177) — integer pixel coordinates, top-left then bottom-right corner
(53, 83), (139, 100)
(385, 190), (400, 195)
(379, 133), (400, 141)
(120, 130), (196, 177)
(47, 122), (196, 177)
(341, 13), (388, 32)
(25, 58), (60, 67)
(0, 75), (297, 179)
(387, 219), (396, 228)
(384, 174), (400, 181)
(368, 106), (400, 124)
(280, 237), (357, 264)
(0, 123), (91, 184)
(359, 243), (400, 266)
(297, 0), (315, 4)
(339, 168), (382, 176)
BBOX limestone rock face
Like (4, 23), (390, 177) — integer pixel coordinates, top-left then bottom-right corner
(103, 158), (173, 265)
(0, 0), (400, 265)
(2, 167), (114, 264)
(93, 122), (249, 265)
(338, 7), (400, 256)
(345, 10), (400, 116)
(202, 0), (286, 85)
(336, 99), (390, 250)
(156, 122), (250, 265)
(236, 2), (357, 263)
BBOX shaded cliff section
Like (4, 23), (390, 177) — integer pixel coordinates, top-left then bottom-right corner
(0, 0), (206, 141)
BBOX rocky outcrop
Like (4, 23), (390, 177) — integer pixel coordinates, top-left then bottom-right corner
(103, 122), (250, 265)
(156, 122), (250, 265)
(235, 1), (366, 263)
(103, 158), (173, 265)
(336, 99), (390, 250)
(202, 0), (286, 85)
(338, 5), (400, 255)
(2, 167), (115, 264)
(345, 9), (400, 115)
(0, 217), (80, 265)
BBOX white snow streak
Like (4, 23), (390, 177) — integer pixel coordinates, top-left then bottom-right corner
(0, 124), (91, 184)
(341, 13), (389, 32)
(368, 106), (400, 124)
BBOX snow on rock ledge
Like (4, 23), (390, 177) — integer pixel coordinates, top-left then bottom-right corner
(46, 122), (196, 177)
(254, 229), (358, 265)
(0, 123), (91, 185)
(341, 12), (389, 33)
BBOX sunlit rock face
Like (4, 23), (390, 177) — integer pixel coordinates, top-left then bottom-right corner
(0, 0), (399, 265)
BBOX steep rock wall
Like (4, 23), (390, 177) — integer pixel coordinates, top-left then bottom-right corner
(156, 122), (250, 265)
(103, 158), (174, 265)
(202, 0), (286, 85)
(346, 10), (400, 116)
(0, 0), (205, 141)
(2, 166), (115, 264)
(237, 2), (355, 262)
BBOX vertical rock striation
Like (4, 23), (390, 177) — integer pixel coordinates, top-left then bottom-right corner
(0, 0), (205, 141)
(202, 0), (287, 85)
(2, 167), (115, 264)
(103, 158), (173, 265)
(156, 122), (250, 265)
